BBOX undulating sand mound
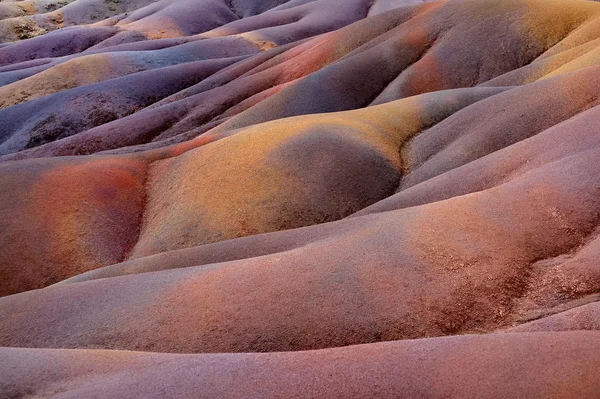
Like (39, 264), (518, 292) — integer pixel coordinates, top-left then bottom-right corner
(2, 332), (600, 398)
(1, 0), (600, 396)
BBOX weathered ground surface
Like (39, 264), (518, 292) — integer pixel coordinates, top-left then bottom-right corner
(1, 0), (600, 396)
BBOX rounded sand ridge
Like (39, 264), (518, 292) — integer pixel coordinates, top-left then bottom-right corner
(1, 0), (600, 397)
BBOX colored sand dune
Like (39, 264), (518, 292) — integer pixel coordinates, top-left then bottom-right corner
(1, 0), (600, 397)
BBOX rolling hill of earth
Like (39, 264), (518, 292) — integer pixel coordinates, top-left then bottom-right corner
(2, 0), (600, 397)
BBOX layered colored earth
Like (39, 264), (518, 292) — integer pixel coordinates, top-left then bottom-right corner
(2, 0), (600, 396)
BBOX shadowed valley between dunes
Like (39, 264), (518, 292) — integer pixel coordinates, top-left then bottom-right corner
(2, 0), (600, 397)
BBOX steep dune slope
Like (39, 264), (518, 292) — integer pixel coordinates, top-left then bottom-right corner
(1, 0), (600, 396)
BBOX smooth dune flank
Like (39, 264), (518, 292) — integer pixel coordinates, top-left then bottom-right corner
(2, 0), (600, 397)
